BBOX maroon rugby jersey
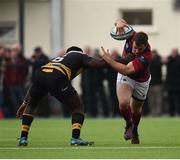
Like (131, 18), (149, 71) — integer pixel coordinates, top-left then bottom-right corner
(122, 33), (152, 82)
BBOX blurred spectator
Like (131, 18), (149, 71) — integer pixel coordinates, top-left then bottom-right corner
(2, 44), (29, 117)
(30, 46), (49, 80)
(56, 48), (65, 57)
(148, 49), (163, 116)
(92, 49), (109, 117)
(80, 46), (97, 117)
(81, 68), (97, 117)
(165, 48), (180, 116)
(105, 49), (120, 117)
(0, 45), (5, 119)
(30, 46), (50, 117)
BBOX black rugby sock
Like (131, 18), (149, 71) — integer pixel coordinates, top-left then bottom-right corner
(71, 113), (84, 139)
(20, 114), (34, 138)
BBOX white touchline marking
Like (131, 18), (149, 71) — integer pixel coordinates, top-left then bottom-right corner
(0, 146), (180, 150)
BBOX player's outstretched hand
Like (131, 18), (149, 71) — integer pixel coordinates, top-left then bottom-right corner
(100, 46), (113, 64)
(16, 103), (26, 119)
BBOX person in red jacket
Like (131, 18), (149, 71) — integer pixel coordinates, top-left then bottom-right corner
(3, 44), (29, 117)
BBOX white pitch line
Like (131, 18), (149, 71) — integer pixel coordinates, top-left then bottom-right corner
(0, 146), (180, 150)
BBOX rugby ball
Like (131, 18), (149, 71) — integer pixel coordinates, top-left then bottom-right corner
(110, 25), (134, 41)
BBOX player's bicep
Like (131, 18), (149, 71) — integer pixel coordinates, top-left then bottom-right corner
(82, 56), (94, 67)
(126, 62), (136, 74)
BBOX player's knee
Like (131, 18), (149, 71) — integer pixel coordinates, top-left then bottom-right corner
(24, 104), (36, 115)
(119, 101), (129, 110)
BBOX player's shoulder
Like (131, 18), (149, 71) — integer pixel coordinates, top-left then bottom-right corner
(64, 51), (82, 60)
(135, 46), (152, 64)
(68, 51), (86, 57)
(67, 51), (91, 64)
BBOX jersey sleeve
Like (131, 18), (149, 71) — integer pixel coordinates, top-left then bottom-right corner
(81, 54), (106, 68)
(122, 32), (136, 57)
(81, 54), (93, 64)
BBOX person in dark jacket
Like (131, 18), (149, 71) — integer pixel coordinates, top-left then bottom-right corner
(92, 49), (109, 117)
(80, 46), (98, 117)
(165, 48), (180, 116)
(105, 49), (121, 117)
(30, 46), (49, 80)
(148, 49), (163, 116)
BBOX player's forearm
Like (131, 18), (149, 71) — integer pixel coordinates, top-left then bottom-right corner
(87, 59), (107, 68)
(107, 58), (131, 75)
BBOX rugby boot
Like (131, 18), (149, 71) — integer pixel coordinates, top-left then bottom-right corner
(70, 138), (94, 146)
(131, 126), (140, 144)
(18, 137), (28, 146)
(123, 124), (132, 140)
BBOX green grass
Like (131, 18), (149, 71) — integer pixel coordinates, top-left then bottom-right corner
(0, 117), (180, 158)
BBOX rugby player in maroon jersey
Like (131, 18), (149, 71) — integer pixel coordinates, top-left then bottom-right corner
(101, 19), (152, 144)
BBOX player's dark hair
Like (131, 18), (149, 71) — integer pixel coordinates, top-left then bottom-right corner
(134, 32), (148, 46)
(66, 46), (83, 53)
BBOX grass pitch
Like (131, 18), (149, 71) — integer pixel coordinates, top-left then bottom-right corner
(0, 117), (180, 158)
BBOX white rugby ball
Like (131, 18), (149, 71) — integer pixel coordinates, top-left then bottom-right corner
(110, 25), (134, 41)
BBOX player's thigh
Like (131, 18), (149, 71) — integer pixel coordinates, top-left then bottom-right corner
(130, 81), (150, 113)
(29, 84), (48, 106)
(23, 84), (48, 115)
(54, 86), (84, 113)
(116, 83), (133, 106)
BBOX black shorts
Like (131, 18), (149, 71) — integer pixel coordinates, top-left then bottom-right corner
(28, 69), (78, 107)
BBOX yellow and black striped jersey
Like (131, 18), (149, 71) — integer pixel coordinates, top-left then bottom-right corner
(41, 51), (105, 81)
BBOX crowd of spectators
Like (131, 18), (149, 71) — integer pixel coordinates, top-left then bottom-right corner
(0, 44), (180, 118)
(0, 44), (49, 118)
(147, 48), (180, 117)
